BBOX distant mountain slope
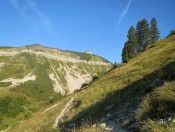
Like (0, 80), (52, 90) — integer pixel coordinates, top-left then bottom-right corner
(0, 44), (111, 94)
(0, 44), (112, 131)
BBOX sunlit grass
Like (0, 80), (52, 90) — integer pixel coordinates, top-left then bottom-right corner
(61, 35), (175, 130)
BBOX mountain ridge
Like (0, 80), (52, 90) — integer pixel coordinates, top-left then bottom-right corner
(0, 44), (112, 65)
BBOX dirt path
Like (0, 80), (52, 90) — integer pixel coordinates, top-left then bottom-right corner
(53, 97), (75, 128)
(0, 126), (11, 132)
(43, 103), (59, 113)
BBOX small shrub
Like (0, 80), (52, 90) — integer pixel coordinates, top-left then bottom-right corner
(113, 62), (122, 68)
(92, 75), (98, 82)
(81, 83), (89, 89)
(80, 53), (92, 61)
(72, 51), (92, 61)
(24, 111), (33, 119)
(0, 123), (8, 131)
(0, 96), (27, 118)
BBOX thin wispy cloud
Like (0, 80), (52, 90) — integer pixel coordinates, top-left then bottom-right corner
(117, 0), (132, 26)
(9, 0), (56, 35)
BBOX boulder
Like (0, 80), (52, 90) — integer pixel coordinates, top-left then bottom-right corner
(100, 123), (106, 128)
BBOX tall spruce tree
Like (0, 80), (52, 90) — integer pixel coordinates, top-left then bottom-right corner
(122, 26), (138, 63)
(121, 18), (160, 63)
(135, 20), (142, 53)
(150, 18), (160, 46)
(127, 26), (138, 58)
(136, 19), (150, 52)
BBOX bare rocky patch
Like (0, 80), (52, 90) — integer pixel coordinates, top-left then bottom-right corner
(49, 73), (65, 94)
(0, 73), (36, 87)
(63, 63), (91, 94)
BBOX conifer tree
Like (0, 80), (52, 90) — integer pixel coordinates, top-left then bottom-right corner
(122, 26), (138, 63)
(135, 20), (142, 53)
(150, 18), (160, 46)
(127, 26), (138, 57)
(136, 19), (150, 52)
(122, 41), (130, 63)
(121, 18), (160, 63)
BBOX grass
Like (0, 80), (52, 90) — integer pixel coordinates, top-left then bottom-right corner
(49, 59), (68, 89)
(136, 81), (175, 131)
(11, 53), (63, 104)
(0, 53), (64, 130)
(11, 96), (73, 132)
(74, 52), (92, 61)
(58, 35), (175, 130)
(137, 82), (175, 120)
(141, 120), (175, 132)
(0, 96), (28, 130)
(64, 51), (92, 61)
(0, 96), (27, 118)
(0, 55), (29, 80)
(0, 82), (12, 87)
(64, 50), (110, 63)
(55, 61), (67, 88)
(0, 45), (112, 131)
(1, 35), (174, 131)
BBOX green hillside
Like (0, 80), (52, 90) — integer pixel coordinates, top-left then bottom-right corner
(1, 35), (175, 132)
(0, 45), (112, 131)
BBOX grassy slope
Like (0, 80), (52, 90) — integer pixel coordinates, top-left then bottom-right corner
(61, 35), (175, 130)
(8, 36), (175, 131)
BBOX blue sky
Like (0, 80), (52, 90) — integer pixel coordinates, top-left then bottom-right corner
(0, 0), (175, 63)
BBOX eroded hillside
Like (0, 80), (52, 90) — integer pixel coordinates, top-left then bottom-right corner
(0, 45), (111, 93)
(0, 44), (112, 131)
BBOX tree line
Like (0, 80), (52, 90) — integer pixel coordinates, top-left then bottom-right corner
(122, 18), (160, 63)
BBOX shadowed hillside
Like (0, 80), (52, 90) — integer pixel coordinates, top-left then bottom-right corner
(57, 35), (175, 131)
